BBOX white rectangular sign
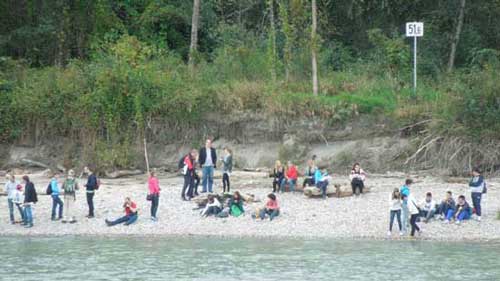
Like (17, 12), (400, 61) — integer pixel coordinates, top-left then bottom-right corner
(406, 22), (424, 37)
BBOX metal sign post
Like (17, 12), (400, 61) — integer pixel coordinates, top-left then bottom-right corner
(406, 22), (424, 98)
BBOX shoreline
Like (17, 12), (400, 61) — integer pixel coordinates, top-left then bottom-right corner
(1, 171), (499, 242)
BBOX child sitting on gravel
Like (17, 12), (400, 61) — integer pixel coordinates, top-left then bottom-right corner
(419, 192), (437, 223)
(259, 193), (280, 221)
(201, 195), (222, 217)
(105, 197), (138, 226)
(437, 191), (455, 220)
(447, 195), (471, 224)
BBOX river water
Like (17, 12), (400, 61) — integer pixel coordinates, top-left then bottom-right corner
(0, 236), (498, 281)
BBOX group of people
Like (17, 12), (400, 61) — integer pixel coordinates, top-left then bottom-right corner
(271, 158), (367, 199)
(388, 167), (487, 238)
(3, 165), (99, 228)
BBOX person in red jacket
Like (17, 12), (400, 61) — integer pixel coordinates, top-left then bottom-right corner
(181, 149), (197, 201)
(280, 161), (298, 192)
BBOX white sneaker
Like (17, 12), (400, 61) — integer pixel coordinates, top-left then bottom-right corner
(399, 231), (403, 236)
(387, 231), (392, 236)
(443, 220), (450, 224)
(477, 216), (481, 222)
(455, 220), (461, 225)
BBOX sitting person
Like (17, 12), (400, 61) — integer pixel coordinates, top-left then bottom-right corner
(105, 197), (138, 226)
(271, 160), (285, 193)
(259, 193), (280, 221)
(302, 159), (317, 188)
(280, 161), (298, 192)
(419, 192), (437, 223)
(451, 195), (472, 224)
(228, 191), (244, 217)
(201, 194), (222, 217)
(314, 168), (331, 199)
(349, 163), (366, 195)
(437, 191), (455, 220)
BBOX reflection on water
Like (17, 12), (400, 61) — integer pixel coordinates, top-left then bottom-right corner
(0, 236), (499, 281)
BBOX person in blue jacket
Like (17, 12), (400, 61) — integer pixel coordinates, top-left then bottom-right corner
(49, 173), (63, 221)
(314, 168), (330, 199)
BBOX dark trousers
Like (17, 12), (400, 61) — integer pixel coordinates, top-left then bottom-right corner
(86, 192), (95, 216)
(223, 173), (230, 192)
(410, 214), (420, 236)
(351, 179), (364, 195)
(51, 195), (64, 219)
(150, 194), (159, 218)
(272, 178), (283, 193)
(471, 192), (482, 216)
(317, 181), (328, 198)
(389, 210), (402, 231)
(303, 177), (315, 188)
(182, 173), (194, 199)
(259, 209), (280, 221)
(193, 174), (200, 195)
(108, 213), (138, 226)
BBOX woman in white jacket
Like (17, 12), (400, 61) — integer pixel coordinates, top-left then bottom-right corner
(388, 188), (403, 236)
(407, 194), (421, 237)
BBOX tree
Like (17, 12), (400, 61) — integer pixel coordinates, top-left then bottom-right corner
(188, 0), (201, 71)
(267, 0), (277, 83)
(279, 0), (293, 83)
(311, 0), (318, 95)
(448, 0), (466, 72)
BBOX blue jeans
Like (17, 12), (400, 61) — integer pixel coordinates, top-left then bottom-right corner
(259, 209), (280, 220)
(8, 199), (24, 223)
(389, 210), (402, 231)
(471, 192), (482, 217)
(280, 179), (296, 192)
(202, 166), (214, 193)
(108, 213), (138, 226)
(24, 205), (33, 226)
(401, 205), (409, 233)
(317, 181), (329, 198)
(457, 210), (471, 221)
(51, 195), (64, 219)
(445, 209), (455, 220)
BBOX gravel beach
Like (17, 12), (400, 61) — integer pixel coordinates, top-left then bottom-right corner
(1, 170), (499, 241)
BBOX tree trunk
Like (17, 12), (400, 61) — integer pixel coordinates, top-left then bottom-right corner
(278, 1), (292, 83)
(268, 0), (276, 83)
(447, 0), (466, 72)
(188, 0), (201, 71)
(311, 0), (319, 95)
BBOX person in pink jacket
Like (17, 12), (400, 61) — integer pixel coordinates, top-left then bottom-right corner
(148, 171), (161, 221)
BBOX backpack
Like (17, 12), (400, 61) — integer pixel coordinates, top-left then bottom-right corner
(64, 178), (76, 194)
(46, 183), (52, 195)
(178, 155), (187, 170)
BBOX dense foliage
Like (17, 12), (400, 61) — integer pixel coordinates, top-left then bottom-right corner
(1, 0), (499, 169)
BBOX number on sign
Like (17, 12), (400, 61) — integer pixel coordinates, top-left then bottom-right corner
(406, 22), (424, 37)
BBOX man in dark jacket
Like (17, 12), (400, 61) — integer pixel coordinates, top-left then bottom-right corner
(198, 139), (217, 193)
(22, 175), (38, 228)
(84, 165), (98, 218)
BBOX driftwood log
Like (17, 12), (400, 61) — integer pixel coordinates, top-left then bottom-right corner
(104, 169), (143, 179)
(304, 184), (371, 198)
(193, 192), (257, 208)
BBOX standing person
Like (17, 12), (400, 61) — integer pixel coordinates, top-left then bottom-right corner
(388, 188), (403, 236)
(469, 167), (485, 222)
(408, 194), (421, 237)
(350, 163), (367, 195)
(49, 173), (64, 221)
(84, 166), (98, 218)
(302, 159), (317, 188)
(400, 179), (413, 197)
(4, 174), (23, 224)
(314, 168), (331, 199)
(22, 176), (38, 228)
(105, 197), (138, 226)
(12, 184), (25, 224)
(221, 147), (233, 193)
(199, 139), (217, 193)
(62, 169), (79, 223)
(281, 161), (298, 192)
(419, 192), (437, 223)
(401, 194), (409, 235)
(271, 160), (285, 193)
(259, 193), (280, 221)
(181, 149), (196, 201)
(148, 170), (160, 221)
